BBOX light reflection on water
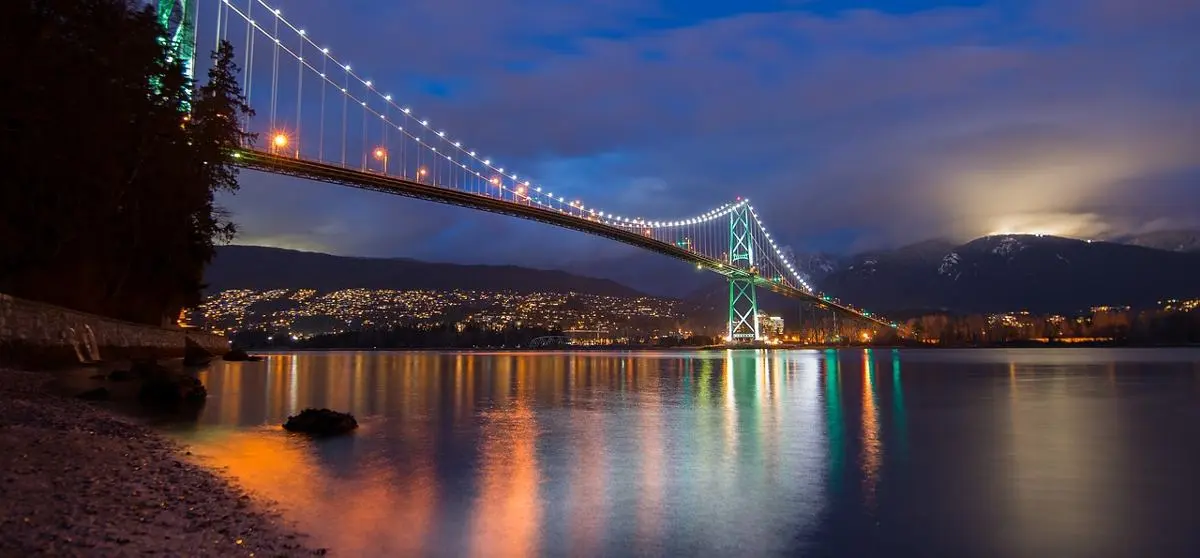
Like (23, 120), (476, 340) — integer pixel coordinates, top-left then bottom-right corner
(164, 349), (1200, 557)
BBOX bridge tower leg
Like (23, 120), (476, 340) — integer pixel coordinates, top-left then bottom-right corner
(727, 204), (760, 343)
(157, 0), (198, 81)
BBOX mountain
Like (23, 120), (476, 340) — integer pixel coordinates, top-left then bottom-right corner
(1120, 230), (1200, 253)
(820, 235), (1200, 314)
(205, 245), (647, 297)
(564, 252), (711, 297)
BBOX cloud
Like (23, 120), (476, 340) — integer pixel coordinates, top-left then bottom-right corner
(219, 0), (1200, 263)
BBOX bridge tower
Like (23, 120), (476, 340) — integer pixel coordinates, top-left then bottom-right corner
(157, 0), (197, 82)
(727, 204), (761, 342)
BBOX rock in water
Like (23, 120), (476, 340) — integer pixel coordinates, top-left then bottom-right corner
(223, 348), (263, 362)
(283, 409), (358, 436)
(138, 375), (207, 405)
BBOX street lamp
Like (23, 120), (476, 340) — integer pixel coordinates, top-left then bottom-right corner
(373, 147), (388, 174)
(417, 167), (427, 182)
(271, 132), (289, 153)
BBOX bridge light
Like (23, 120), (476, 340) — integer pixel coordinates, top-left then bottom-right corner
(437, 131), (445, 137)
(402, 107), (411, 114)
(322, 47), (329, 54)
(365, 80), (372, 87)
(417, 167), (427, 176)
(344, 64), (351, 71)
(498, 167), (504, 173)
(384, 94), (391, 101)
(469, 151), (475, 156)
(272, 132), (289, 149)
(535, 187), (542, 192)
(300, 29), (307, 36)
(483, 159), (490, 165)
(454, 142), (461, 148)
(420, 120), (428, 126)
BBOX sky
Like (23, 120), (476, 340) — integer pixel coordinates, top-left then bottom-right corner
(214, 0), (1200, 269)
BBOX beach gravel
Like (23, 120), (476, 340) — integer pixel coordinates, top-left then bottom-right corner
(0, 368), (326, 556)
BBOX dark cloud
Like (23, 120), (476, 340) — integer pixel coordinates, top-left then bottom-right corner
(218, 0), (1200, 263)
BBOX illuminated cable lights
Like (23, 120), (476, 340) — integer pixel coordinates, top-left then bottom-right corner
(229, 0), (624, 216)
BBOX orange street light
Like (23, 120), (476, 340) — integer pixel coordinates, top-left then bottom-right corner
(373, 147), (388, 174)
(272, 132), (289, 150)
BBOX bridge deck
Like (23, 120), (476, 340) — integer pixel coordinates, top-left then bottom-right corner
(235, 149), (896, 330)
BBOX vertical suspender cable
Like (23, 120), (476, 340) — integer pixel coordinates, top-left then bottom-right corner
(295, 36), (303, 158)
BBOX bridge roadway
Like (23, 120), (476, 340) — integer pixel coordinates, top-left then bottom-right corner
(235, 149), (897, 331)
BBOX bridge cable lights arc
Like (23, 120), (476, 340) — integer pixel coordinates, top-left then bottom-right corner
(186, 0), (904, 340)
(216, 0), (656, 222)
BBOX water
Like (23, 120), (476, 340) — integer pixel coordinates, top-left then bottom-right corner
(164, 349), (1200, 557)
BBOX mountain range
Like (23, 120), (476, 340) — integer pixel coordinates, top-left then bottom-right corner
(210, 230), (1200, 316)
(817, 234), (1200, 314)
(205, 245), (645, 297)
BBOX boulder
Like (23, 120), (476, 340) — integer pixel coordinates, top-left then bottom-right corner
(283, 408), (358, 436)
(183, 338), (215, 367)
(107, 369), (134, 381)
(130, 359), (171, 379)
(77, 387), (110, 401)
(138, 374), (207, 405)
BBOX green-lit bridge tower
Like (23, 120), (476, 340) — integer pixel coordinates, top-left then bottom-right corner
(727, 204), (760, 342)
(157, 0), (197, 82)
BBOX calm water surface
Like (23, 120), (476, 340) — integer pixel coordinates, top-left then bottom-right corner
(165, 349), (1200, 557)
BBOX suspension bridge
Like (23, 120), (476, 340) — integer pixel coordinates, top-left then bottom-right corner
(162, 0), (904, 343)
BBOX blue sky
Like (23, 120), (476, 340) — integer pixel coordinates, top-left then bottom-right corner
(215, 0), (1200, 269)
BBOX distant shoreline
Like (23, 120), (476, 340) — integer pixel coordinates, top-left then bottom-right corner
(234, 342), (1200, 353)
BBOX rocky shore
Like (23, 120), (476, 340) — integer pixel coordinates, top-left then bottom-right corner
(0, 367), (326, 556)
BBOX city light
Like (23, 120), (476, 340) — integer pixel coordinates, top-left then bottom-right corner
(373, 147), (386, 160)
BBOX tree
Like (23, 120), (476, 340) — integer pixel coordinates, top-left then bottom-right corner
(0, 0), (252, 325)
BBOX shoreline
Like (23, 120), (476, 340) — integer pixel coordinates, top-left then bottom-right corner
(0, 367), (325, 556)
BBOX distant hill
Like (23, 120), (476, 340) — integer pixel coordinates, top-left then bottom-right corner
(205, 245), (647, 297)
(1120, 230), (1200, 253)
(821, 235), (1200, 314)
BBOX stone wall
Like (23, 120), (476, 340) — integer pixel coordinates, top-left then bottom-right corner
(0, 293), (228, 369)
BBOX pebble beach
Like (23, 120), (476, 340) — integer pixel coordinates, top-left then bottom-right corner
(0, 367), (325, 556)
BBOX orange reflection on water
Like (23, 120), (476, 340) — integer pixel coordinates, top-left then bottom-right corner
(861, 350), (881, 509)
(190, 429), (437, 556)
(468, 368), (542, 558)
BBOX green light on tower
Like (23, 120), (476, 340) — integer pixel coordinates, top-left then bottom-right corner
(157, 0), (197, 81)
(727, 203), (760, 342)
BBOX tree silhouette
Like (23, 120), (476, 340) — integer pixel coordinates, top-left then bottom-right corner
(0, 0), (252, 325)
